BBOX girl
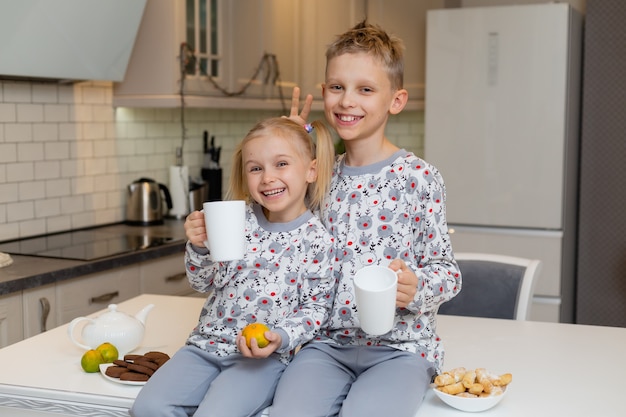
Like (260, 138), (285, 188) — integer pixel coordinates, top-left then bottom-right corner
(131, 117), (337, 417)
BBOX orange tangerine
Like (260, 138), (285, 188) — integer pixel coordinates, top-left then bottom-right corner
(241, 323), (270, 348)
(96, 342), (119, 363)
(81, 349), (104, 373)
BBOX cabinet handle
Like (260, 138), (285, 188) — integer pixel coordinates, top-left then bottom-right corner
(90, 291), (119, 304)
(39, 297), (50, 333)
(165, 272), (186, 282)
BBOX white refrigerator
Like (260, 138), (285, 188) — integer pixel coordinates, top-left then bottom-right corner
(424, 4), (583, 323)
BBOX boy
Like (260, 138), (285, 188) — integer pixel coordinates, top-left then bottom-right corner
(268, 21), (461, 417)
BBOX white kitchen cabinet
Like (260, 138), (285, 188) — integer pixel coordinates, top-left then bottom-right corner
(113, 0), (367, 109)
(113, 0), (437, 109)
(297, 0), (366, 101)
(366, 0), (446, 103)
(55, 266), (141, 325)
(114, 0), (297, 108)
(22, 284), (57, 339)
(279, 0), (443, 107)
(139, 253), (196, 296)
(0, 292), (23, 348)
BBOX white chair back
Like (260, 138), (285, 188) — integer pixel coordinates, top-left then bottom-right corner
(439, 252), (542, 320)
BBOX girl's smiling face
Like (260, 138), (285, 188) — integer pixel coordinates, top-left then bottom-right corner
(242, 132), (317, 223)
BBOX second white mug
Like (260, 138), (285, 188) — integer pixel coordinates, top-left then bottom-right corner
(353, 265), (398, 336)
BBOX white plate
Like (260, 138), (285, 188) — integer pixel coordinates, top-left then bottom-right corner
(99, 363), (147, 386)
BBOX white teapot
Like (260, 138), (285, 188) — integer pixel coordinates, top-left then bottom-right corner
(67, 303), (154, 355)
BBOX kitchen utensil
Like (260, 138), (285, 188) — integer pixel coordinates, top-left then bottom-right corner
(67, 303), (154, 355)
(126, 178), (173, 225)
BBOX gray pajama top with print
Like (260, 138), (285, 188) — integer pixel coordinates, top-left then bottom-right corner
(185, 204), (336, 365)
(316, 150), (461, 372)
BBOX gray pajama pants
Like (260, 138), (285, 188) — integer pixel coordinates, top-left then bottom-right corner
(269, 343), (435, 417)
(130, 345), (285, 417)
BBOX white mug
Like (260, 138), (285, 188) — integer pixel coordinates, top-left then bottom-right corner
(203, 200), (246, 261)
(353, 265), (398, 335)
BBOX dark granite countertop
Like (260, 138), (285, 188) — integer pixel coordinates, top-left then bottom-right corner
(0, 219), (187, 296)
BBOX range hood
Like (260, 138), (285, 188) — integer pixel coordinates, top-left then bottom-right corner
(0, 0), (147, 82)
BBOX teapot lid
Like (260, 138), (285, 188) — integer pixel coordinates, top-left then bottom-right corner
(99, 304), (133, 322)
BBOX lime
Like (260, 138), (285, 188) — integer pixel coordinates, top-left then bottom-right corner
(81, 349), (104, 373)
(96, 342), (119, 363)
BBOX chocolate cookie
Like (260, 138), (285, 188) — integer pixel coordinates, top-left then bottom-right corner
(134, 359), (159, 371)
(113, 359), (130, 367)
(128, 363), (155, 376)
(120, 372), (150, 382)
(105, 365), (128, 378)
(143, 351), (170, 362)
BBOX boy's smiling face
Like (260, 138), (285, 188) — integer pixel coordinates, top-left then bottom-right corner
(323, 52), (406, 146)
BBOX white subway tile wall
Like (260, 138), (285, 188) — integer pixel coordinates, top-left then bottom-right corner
(0, 80), (424, 240)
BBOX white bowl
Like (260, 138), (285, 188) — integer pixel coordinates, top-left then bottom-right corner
(433, 386), (507, 412)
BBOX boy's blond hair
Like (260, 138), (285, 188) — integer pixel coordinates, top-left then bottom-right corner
(227, 117), (335, 213)
(326, 20), (405, 91)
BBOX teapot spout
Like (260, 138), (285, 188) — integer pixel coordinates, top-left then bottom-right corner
(135, 303), (155, 326)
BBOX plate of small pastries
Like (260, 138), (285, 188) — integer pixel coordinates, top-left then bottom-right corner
(432, 367), (511, 412)
(99, 351), (170, 386)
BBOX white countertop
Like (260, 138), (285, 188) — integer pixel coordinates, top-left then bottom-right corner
(0, 294), (624, 417)
(417, 315), (623, 416)
(0, 294), (201, 417)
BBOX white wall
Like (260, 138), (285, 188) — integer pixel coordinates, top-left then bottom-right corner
(0, 80), (423, 240)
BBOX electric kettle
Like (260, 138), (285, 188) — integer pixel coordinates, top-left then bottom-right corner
(126, 178), (173, 225)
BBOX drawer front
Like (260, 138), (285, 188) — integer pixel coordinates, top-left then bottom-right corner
(22, 284), (57, 338)
(140, 253), (194, 296)
(0, 293), (23, 348)
(56, 265), (141, 324)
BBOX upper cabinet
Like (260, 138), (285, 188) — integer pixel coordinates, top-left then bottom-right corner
(297, 0), (367, 102)
(366, 0), (446, 104)
(114, 0), (302, 109)
(113, 0), (441, 110)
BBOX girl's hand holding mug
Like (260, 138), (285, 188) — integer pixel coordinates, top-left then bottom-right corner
(184, 210), (207, 247)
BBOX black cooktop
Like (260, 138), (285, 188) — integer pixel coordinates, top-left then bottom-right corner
(0, 228), (179, 261)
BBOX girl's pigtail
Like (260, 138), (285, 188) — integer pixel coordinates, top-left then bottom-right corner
(309, 120), (335, 213)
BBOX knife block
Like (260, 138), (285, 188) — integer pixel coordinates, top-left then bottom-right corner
(201, 168), (222, 202)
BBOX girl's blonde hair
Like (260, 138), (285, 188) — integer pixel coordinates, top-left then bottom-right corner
(227, 117), (335, 213)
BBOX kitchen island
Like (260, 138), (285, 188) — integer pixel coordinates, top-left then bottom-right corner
(0, 293), (623, 417)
